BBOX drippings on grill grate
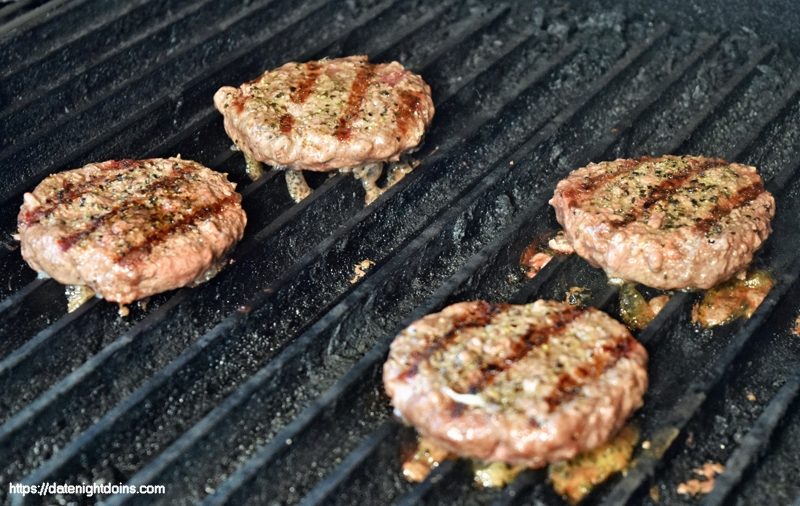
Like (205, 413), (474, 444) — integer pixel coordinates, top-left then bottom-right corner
(1, 1), (800, 505)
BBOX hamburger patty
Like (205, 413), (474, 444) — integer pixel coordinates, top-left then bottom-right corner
(214, 55), (434, 203)
(214, 55), (434, 171)
(17, 158), (247, 305)
(549, 155), (775, 290)
(383, 300), (648, 467)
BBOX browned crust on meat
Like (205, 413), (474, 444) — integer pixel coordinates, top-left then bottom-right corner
(17, 158), (247, 304)
(19, 159), (140, 227)
(334, 63), (376, 142)
(549, 155), (775, 289)
(213, 55), (435, 171)
(383, 300), (648, 467)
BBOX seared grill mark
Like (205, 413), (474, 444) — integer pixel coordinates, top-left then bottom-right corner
(279, 114), (294, 134)
(395, 90), (423, 139)
(334, 64), (375, 141)
(100, 159), (139, 171)
(399, 302), (508, 380)
(117, 193), (240, 267)
(560, 158), (640, 203)
(272, 62), (322, 135)
(695, 181), (765, 233)
(544, 334), (637, 410)
(56, 165), (193, 252)
(20, 160), (138, 227)
(21, 180), (80, 227)
(230, 95), (245, 114)
(465, 306), (587, 394)
(290, 61), (321, 104)
(616, 157), (724, 226)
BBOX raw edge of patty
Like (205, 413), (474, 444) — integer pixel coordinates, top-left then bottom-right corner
(17, 157), (247, 304)
(213, 55), (435, 171)
(549, 156), (775, 290)
(383, 300), (648, 467)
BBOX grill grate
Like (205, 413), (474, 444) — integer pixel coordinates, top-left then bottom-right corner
(2, 1), (800, 505)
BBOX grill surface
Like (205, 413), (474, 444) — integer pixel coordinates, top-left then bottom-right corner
(2, 1), (800, 505)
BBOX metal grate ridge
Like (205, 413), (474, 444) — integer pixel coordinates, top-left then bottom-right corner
(702, 373), (800, 506)
(0, 0), (222, 121)
(0, 0), (149, 74)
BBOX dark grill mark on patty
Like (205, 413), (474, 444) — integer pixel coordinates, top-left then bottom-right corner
(544, 334), (637, 410)
(395, 90), (423, 139)
(695, 181), (766, 233)
(117, 193), (240, 266)
(640, 158), (722, 209)
(230, 95), (245, 114)
(20, 180), (80, 227)
(290, 61), (322, 104)
(19, 160), (139, 227)
(399, 302), (508, 380)
(56, 165), (193, 252)
(334, 63), (375, 141)
(450, 402), (466, 418)
(616, 157), (724, 225)
(560, 158), (640, 203)
(464, 306), (587, 394)
(273, 62), (323, 134)
(279, 114), (294, 134)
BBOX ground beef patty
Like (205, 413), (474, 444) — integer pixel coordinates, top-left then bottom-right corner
(549, 155), (775, 290)
(383, 300), (648, 467)
(17, 158), (247, 304)
(214, 55), (434, 171)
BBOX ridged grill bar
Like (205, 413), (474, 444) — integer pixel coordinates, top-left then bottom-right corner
(2, 1), (800, 505)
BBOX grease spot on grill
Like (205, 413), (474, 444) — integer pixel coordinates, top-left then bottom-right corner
(519, 231), (571, 279)
(619, 283), (668, 330)
(521, 250), (552, 279)
(65, 284), (95, 313)
(473, 461), (524, 488)
(401, 435), (451, 483)
(649, 485), (661, 502)
(548, 424), (639, 504)
(565, 286), (591, 306)
(350, 259), (375, 284)
(676, 462), (725, 497)
(691, 270), (773, 327)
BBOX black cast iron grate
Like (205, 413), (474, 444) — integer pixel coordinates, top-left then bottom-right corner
(1, 1), (800, 505)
